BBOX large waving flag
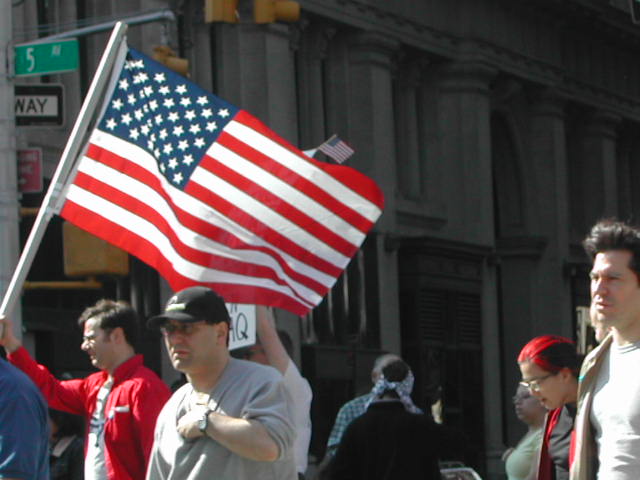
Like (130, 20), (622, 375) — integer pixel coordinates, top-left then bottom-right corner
(59, 46), (384, 315)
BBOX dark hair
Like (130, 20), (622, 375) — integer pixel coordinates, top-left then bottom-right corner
(518, 335), (581, 377)
(372, 353), (401, 376)
(49, 408), (84, 438)
(380, 359), (410, 398)
(78, 299), (139, 347)
(583, 219), (640, 281)
(381, 359), (410, 383)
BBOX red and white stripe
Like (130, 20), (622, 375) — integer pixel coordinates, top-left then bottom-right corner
(61, 110), (383, 315)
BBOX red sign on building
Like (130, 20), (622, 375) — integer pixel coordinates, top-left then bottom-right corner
(17, 148), (43, 193)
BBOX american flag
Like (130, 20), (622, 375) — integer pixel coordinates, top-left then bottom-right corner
(59, 46), (384, 315)
(318, 134), (354, 164)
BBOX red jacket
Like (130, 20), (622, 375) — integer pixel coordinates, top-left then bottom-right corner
(9, 347), (170, 480)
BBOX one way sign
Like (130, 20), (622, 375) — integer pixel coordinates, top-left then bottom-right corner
(15, 84), (64, 127)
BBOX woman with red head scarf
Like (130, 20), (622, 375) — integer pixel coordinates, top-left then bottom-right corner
(517, 335), (581, 480)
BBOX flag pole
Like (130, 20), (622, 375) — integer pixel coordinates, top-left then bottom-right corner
(0, 22), (128, 322)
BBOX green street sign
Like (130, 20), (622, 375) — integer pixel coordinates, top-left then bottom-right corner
(14, 39), (79, 77)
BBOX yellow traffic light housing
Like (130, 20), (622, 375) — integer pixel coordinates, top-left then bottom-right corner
(63, 222), (129, 277)
(152, 46), (190, 77)
(254, 0), (300, 23)
(205, 0), (239, 23)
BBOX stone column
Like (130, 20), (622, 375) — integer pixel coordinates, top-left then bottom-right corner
(581, 110), (621, 226)
(346, 31), (400, 352)
(494, 235), (546, 446)
(296, 22), (335, 148)
(527, 91), (573, 334)
(435, 60), (496, 245)
(0, 0), (21, 334)
(417, 65), (446, 212)
(435, 58), (501, 476)
(394, 59), (422, 200)
(215, 23), (299, 142)
(481, 258), (505, 479)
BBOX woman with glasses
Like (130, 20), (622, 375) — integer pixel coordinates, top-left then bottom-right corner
(503, 385), (547, 480)
(517, 335), (581, 480)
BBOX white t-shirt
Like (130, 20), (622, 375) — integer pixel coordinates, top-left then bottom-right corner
(591, 341), (640, 479)
(85, 377), (113, 480)
(282, 361), (313, 475)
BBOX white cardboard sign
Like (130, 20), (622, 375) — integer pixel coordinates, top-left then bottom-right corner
(226, 303), (256, 351)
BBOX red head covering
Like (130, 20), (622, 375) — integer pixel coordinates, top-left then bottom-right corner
(517, 335), (575, 373)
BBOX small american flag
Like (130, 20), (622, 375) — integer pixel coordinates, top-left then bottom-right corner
(318, 135), (354, 164)
(59, 46), (383, 315)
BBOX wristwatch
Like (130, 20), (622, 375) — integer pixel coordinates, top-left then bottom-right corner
(198, 409), (211, 435)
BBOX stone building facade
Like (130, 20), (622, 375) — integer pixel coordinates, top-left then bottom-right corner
(11, 0), (640, 477)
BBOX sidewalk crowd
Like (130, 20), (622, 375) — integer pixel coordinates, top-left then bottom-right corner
(1, 218), (640, 480)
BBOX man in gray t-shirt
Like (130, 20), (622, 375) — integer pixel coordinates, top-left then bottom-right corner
(146, 286), (296, 480)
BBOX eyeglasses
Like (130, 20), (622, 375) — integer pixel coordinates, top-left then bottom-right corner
(160, 321), (205, 337)
(519, 372), (556, 392)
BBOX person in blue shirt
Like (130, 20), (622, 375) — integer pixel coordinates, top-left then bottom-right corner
(0, 356), (50, 480)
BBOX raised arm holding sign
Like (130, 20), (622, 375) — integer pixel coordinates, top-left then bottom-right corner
(242, 306), (313, 478)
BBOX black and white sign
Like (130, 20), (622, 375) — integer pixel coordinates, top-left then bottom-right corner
(227, 303), (256, 351)
(15, 84), (64, 126)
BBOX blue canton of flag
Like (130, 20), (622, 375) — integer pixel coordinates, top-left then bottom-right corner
(99, 49), (239, 189)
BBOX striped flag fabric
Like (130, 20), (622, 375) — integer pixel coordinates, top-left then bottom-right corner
(59, 46), (384, 315)
(317, 134), (354, 164)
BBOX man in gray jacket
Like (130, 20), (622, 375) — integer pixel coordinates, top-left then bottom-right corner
(572, 220), (640, 480)
(145, 286), (296, 480)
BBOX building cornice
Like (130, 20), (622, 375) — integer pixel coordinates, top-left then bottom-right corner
(299, 0), (640, 121)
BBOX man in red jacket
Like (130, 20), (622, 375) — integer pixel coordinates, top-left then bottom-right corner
(0, 299), (171, 480)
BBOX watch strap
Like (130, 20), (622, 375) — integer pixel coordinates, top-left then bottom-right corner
(198, 409), (211, 435)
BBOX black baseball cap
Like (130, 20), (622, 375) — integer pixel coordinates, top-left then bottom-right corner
(147, 286), (230, 329)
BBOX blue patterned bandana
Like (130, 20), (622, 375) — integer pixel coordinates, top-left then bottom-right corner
(365, 370), (421, 414)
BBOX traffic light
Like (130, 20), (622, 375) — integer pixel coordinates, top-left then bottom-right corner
(632, 0), (640, 24)
(253, 0), (300, 24)
(152, 46), (189, 77)
(205, 0), (239, 23)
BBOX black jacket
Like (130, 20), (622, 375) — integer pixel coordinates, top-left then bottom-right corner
(329, 401), (442, 480)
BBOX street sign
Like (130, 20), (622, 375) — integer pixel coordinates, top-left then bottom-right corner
(17, 149), (43, 194)
(14, 39), (79, 77)
(15, 84), (64, 126)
